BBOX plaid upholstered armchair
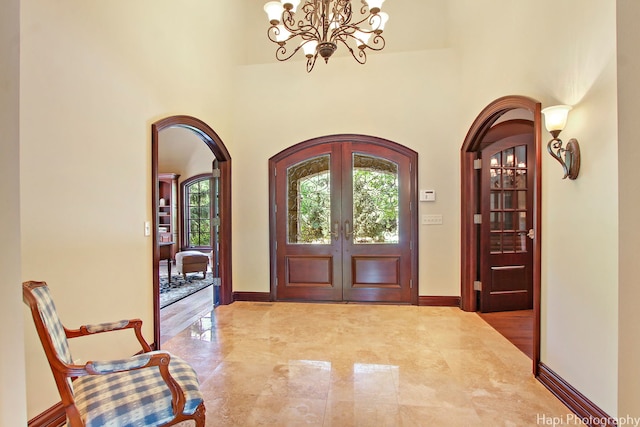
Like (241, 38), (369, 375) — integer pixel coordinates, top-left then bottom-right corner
(23, 281), (206, 427)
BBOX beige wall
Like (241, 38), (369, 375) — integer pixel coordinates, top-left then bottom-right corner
(0, 0), (27, 423)
(617, 0), (640, 419)
(19, 0), (241, 416)
(449, 0), (619, 415)
(231, 48), (462, 297)
(17, 0), (634, 420)
(159, 127), (216, 181)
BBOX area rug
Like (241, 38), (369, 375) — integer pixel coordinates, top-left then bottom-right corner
(160, 273), (213, 308)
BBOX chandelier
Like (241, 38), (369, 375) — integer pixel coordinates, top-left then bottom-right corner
(264, 0), (389, 72)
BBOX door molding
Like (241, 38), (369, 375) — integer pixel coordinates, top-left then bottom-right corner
(269, 134), (419, 304)
(151, 115), (232, 348)
(459, 96), (542, 373)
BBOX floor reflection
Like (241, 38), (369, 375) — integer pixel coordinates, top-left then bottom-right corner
(164, 302), (582, 427)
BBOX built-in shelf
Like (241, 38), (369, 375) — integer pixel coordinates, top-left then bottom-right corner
(158, 173), (180, 259)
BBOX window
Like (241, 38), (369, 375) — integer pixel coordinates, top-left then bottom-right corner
(182, 174), (212, 249)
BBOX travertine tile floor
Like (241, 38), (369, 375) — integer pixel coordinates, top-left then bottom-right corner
(164, 302), (581, 426)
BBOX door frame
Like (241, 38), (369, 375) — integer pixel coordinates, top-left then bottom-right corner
(151, 115), (232, 349)
(269, 134), (419, 305)
(460, 96), (542, 374)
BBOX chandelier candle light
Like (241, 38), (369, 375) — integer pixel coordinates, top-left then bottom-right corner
(264, 0), (389, 72)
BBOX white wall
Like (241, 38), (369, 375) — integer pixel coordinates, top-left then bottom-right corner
(617, 0), (640, 419)
(0, 0), (27, 424)
(19, 0), (241, 417)
(448, 0), (619, 415)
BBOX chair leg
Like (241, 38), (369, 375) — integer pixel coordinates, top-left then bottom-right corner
(193, 402), (206, 427)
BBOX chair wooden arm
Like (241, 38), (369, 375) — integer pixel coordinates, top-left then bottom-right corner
(84, 351), (186, 416)
(65, 319), (152, 353)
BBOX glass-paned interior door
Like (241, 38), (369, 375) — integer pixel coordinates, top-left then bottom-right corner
(480, 134), (534, 312)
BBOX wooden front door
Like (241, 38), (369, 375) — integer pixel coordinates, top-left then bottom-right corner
(270, 136), (417, 303)
(479, 132), (534, 312)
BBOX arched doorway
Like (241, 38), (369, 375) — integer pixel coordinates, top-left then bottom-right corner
(151, 115), (232, 348)
(269, 134), (418, 304)
(460, 95), (542, 373)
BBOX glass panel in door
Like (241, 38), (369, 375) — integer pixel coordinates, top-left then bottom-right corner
(286, 155), (331, 244)
(352, 154), (399, 244)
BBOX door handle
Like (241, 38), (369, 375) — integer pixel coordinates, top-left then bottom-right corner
(344, 220), (352, 241)
(527, 229), (535, 240)
(331, 221), (341, 241)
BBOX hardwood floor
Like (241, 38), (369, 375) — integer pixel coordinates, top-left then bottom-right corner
(478, 309), (534, 359)
(160, 285), (215, 345)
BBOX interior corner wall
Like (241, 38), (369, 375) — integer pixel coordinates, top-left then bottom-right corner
(19, 0), (240, 417)
(616, 0), (640, 419)
(0, 0), (27, 423)
(448, 0), (619, 416)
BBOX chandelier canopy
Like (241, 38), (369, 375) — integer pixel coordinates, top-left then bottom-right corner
(264, 0), (389, 72)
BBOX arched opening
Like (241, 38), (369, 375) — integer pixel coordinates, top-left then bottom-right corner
(460, 95), (542, 373)
(151, 115), (232, 348)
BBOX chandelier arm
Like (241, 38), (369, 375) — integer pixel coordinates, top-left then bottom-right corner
(266, 27), (288, 44)
(275, 43), (304, 62)
(283, 10), (322, 41)
(359, 0), (369, 15)
(306, 54), (318, 72)
(329, 14), (372, 39)
(337, 38), (367, 64)
(365, 33), (386, 51)
(334, 0), (353, 26)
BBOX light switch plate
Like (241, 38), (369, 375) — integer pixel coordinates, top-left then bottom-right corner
(422, 214), (443, 225)
(144, 221), (151, 236)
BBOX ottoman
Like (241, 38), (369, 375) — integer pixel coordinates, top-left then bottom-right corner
(175, 251), (209, 279)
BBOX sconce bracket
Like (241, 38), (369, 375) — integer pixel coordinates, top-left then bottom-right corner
(547, 137), (580, 180)
(564, 138), (580, 180)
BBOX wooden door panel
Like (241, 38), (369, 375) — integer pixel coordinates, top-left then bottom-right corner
(352, 256), (401, 287)
(490, 265), (527, 292)
(287, 256), (333, 286)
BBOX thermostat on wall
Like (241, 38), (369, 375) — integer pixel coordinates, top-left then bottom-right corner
(419, 189), (436, 202)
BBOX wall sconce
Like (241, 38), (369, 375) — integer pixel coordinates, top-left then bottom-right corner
(541, 105), (580, 180)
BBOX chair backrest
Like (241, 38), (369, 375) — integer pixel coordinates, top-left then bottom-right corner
(23, 281), (76, 396)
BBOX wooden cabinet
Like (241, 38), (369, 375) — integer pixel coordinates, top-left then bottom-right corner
(158, 173), (180, 259)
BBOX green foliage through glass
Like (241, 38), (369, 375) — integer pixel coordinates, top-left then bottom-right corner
(185, 178), (211, 247)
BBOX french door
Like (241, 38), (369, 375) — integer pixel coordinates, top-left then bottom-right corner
(269, 135), (417, 303)
(479, 134), (534, 312)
